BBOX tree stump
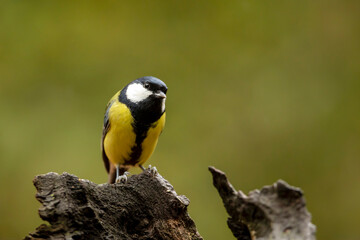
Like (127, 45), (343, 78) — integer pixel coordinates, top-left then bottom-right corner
(25, 166), (317, 240)
(209, 166), (316, 240)
(25, 169), (203, 240)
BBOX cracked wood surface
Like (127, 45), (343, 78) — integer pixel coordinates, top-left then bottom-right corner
(209, 166), (316, 240)
(25, 169), (202, 240)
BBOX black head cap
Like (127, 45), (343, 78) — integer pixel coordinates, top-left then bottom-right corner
(135, 76), (168, 95)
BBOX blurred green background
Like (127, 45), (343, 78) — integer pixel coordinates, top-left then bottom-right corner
(1, 1), (359, 239)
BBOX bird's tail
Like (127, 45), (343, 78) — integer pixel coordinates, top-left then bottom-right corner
(108, 164), (127, 184)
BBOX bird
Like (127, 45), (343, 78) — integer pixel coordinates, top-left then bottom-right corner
(101, 76), (167, 184)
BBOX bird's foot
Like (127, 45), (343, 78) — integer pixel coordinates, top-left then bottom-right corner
(148, 165), (158, 177)
(115, 171), (129, 184)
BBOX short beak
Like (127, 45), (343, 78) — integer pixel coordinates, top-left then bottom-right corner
(154, 91), (166, 99)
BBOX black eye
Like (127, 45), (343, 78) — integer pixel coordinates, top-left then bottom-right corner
(144, 83), (150, 89)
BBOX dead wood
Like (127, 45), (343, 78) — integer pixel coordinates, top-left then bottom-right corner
(209, 166), (316, 240)
(25, 169), (202, 240)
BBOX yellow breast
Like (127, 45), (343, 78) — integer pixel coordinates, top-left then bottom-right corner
(103, 102), (136, 166)
(138, 113), (166, 166)
(103, 101), (166, 167)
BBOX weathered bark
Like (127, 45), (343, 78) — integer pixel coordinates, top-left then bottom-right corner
(25, 168), (202, 240)
(25, 166), (317, 240)
(209, 166), (316, 240)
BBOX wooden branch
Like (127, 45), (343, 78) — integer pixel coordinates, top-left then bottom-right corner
(25, 169), (202, 240)
(209, 166), (316, 240)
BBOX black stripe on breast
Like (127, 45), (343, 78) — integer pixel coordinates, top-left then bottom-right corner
(126, 121), (158, 165)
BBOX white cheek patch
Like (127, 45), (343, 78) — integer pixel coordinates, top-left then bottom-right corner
(126, 83), (152, 103)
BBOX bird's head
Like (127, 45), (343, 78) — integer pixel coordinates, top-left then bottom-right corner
(123, 76), (167, 117)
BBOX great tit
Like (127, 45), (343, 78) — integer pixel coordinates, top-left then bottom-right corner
(101, 76), (167, 183)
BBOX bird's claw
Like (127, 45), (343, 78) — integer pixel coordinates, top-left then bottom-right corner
(115, 171), (129, 184)
(149, 166), (158, 177)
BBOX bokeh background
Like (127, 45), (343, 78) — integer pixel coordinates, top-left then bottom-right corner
(1, 1), (359, 239)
